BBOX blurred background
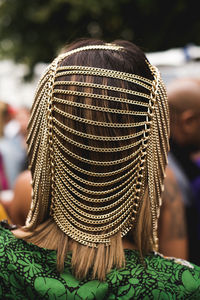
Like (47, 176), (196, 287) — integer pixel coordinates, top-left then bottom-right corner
(0, 0), (200, 107)
(0, 0), (200, 265)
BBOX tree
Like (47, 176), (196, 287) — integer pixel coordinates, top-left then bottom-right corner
(0, 0), (200, 78)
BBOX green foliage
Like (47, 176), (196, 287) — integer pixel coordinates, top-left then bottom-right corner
(0, 0), (200, 77)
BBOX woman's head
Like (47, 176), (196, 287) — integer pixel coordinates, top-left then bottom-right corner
(25, 39), (169, 279)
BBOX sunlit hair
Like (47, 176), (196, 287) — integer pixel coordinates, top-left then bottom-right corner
(15, 39), (169, 280)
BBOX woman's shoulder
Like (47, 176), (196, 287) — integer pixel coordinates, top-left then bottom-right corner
(0, 222), (49, 257)
(148, 252), (200, 298)
(105, 250), (200, 299)
(0, 221), (16, 241)
(124, 249), (199, 271)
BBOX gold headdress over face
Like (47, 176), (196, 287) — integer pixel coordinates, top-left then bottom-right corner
(26, 43), (169, 250)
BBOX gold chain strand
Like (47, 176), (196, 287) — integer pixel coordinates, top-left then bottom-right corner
(56, 166), (137, 205)
(147, 135), (156, 229)
(54, 194), (133, 231)
(55, 153), (140, 190)
(147, 64), (160, 250)
(56, 65), (153, 85)
(54, 153), (139, 186)
(53, 215), (109, 246)
(154, 104), (169, 165)
(54, 187), (135, 227)
(27, 75), (50, 130)
(54, 136), (142, 166)
(28, 102), (49, 184)
(54, 213), (133, 247)
(53, 106), (148, 128)
(57, 163), (136, 198)
(27, 73), (49, 131)
(58, 171), (137, 206)
(54, 212), (136, 247)
(55, 70), (152, 92)
(53, 203), (134, 243)
(27, 79), (49, 139)
(55, 149), (139, 194)
(53, 95), (149, 113)
(159, 78), (170, 126)
(28, 94), (49, 169)
(54, 185), (136, 223)
(150, 135), (159, 241)
(55, 184), (139, 229)
(54, 126), (143, 153)
(28, 124), (47, 189)
(27, 99), (47, 157)
(54, 195), (134, 233)
(157, 86), (169, 132)
(32, 64), (54, 101)
(154, 96), (169, 197)
(157, 89), (170, 148)
(54, 192), (133, 229)
(154, 92), (169, 209)
(26, 125), (50, 225)
(53, 117), (147, 142)
(27, 83), (48, 144)
(53, 213), (108, 246)
(53, 80), (151, 100)
(27, 87), (46, 142)
(55, 170), (139, 217)
(154, 105), (168, 172)
(55, 182), (138, 218)
(152, 126), (162, 211)
(57, 44), (123, 62)
(43, 56), (61, 218)
(54, 100), (148, 121)
(53, 93), (149, 115)
(54, 146), (139, 179)
(54, 143), (142, 177)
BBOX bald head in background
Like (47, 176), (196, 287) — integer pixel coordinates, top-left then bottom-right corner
(166, 77), (200, 266)
(167, 78), (200, 150)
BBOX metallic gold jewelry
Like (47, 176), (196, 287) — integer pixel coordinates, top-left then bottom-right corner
(25, 44), (169, 251)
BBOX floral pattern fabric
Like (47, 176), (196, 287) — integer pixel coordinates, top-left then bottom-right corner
(0, 225), (200, 299)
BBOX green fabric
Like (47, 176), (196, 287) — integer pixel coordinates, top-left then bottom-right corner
(0, 225), (199, 299)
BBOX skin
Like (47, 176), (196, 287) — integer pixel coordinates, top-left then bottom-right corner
(158, 78), (200, 260)
(0, 170), (32, 226)
(167, 78), (200, 150)
(159, 166), (188, 259)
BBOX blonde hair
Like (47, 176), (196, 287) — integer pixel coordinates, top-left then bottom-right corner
(16, 187), (152, 280)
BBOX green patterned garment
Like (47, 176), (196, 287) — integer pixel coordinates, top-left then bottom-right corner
(0, 225), (200, 299)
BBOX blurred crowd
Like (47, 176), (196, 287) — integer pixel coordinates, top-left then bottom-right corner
(159, 77), (200, 266)
(0, 101), (29, 188)
(0, 101), (30, 223)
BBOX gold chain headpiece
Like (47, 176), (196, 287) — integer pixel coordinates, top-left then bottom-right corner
(26, 44), (169, 250)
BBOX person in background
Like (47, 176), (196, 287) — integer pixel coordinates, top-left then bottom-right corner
(0, 101), (14, 137)
(159, 165), (188, 260)
(0, 169), (31, 225)
(0, 151), (10, 222)
(0, 39), (199, 299)
(0, 105), (30, 188)
(0, 101), (13, 190)
(166, 77), (200, 266)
